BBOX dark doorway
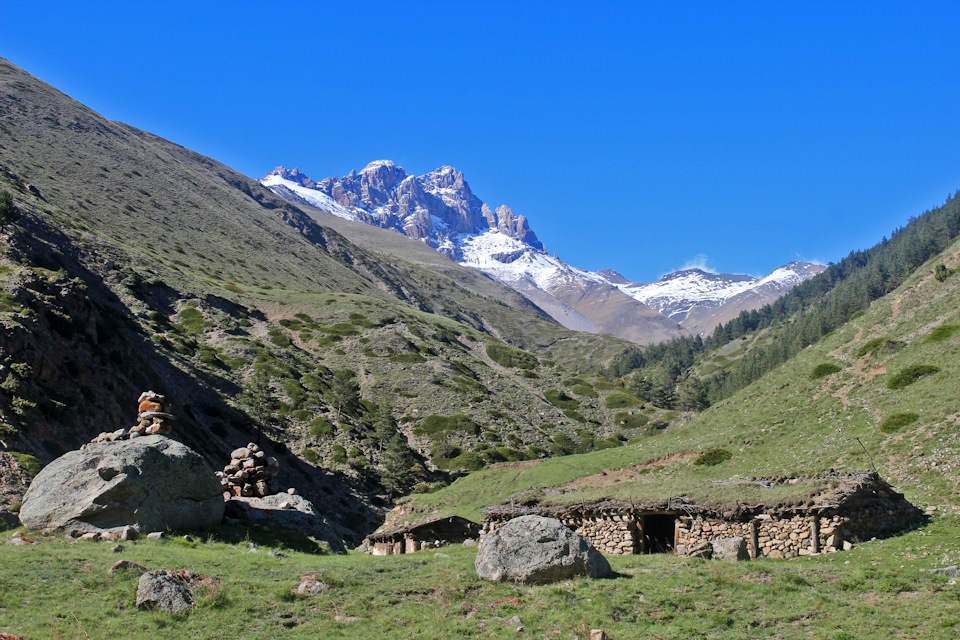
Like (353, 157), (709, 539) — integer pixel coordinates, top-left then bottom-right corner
(641, 514), (677, 554)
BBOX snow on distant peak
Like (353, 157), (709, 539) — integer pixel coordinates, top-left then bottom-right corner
(260, 172), (359, 221)
(361, 159), (399, 173)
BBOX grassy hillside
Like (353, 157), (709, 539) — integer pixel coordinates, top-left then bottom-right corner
(405, 230), (960, 522)
(0, 57), (644, 538)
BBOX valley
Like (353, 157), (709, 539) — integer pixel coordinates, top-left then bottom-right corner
(1, 53), (960, 639)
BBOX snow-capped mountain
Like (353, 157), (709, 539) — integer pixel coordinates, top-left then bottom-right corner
(594, 262), (827, 335)
(262, 162), (822, 343)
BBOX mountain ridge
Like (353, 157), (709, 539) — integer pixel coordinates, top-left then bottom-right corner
(264, 164), (824, 342)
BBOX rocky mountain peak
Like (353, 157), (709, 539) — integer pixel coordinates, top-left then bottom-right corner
(594, 269), (630, 285)
(266, 166), (317, 190)
(494, 205), (544, 252)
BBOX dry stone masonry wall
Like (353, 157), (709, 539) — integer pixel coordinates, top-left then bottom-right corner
(568, 516), (636, 555)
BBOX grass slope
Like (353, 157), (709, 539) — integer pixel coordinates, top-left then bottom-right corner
(407, 231), (960, 520)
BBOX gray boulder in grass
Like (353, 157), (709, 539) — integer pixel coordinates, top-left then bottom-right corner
(19, 435), (224, 535)
(475, 515), (612, 584)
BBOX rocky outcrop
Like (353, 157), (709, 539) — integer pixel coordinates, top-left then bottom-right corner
(136, 569), (217, 613)
(475, 515), (611, 584)
(224, 492), (346, 554)
(18, 435), (224, 535)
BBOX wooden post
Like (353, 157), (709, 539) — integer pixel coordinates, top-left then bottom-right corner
(811, 517), (820, 554)
(749, 521), (759, 559)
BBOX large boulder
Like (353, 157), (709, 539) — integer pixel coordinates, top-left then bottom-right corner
(224, 493), (346, 554)
(475, 515), (612, 584)
(711, 536), (751, 561)
(19, 435), (224, 535)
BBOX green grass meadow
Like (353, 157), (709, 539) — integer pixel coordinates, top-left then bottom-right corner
(3, 517), (960, 639)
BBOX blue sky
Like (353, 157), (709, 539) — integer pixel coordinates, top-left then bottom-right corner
(4, 1), (960, 282)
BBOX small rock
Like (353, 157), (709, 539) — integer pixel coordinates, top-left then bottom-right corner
(434, 552), (449, 558)
(268, 550), (287, 558)
(182, 535), (194, 542)
(506, 615), (522, 626)
(120, 526), (139, 541)
(5, 537), (36, 546)
(334, 615), (361, 623)
(109, 560), (148, 575)
(112, 544), (123, 553)
(462, 539), (478, 547)
(79, 532), (101, 541)
(136, 570), (194, 613)
(589, 630), (610, 640)
(287, 488), (297, 495)
(147, 531), (165, 539)
(297, 573), (327, 595)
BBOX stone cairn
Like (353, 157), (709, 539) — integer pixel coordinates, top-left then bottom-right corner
(82, 391), (175, 449)
(216, 443), (280, 498)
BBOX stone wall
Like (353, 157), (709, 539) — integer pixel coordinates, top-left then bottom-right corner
(570, 515), (636, 555)
(484, 497), (921, 558)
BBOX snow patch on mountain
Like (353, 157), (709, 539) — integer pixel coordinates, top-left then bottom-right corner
(261, 172), (360, 222)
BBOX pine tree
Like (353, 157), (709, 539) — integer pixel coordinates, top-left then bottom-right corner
(241, 369), (275, 445)
(328, 369), (360, 418)
(0, 190), (20, 233)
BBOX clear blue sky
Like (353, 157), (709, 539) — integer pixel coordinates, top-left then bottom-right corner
(4, 1), (959, 282)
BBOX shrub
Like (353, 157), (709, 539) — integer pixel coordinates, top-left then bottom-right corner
(593, 379), (618, 391)
(809, 363), (842, 380)
(310, 417), (334, 438)
(495, 447), (525, 462)
(571, 384), (598, 398)
(413, 414), (481, 437)
(388, 353), (425, 364)
(879, 412), (920, 433)
(925, 324), (960, 343)
(604, 392), (642, 409)
(856, 337), (887, 358)
(485, 343), (538, 369)
(9, 452), (43, 478)
(177, 306), (211, 334)
(887, 364), (940, 390)
(562, 409), (588, 423)
(301, 447), (321, 464)
(331, 444), (347, 464)
(544, 389), (579, 410)
(694, 448), (732, 466)
(268, 329), (292, 348)
(447, 452), (484, 471)
(615, 412), (650, 429)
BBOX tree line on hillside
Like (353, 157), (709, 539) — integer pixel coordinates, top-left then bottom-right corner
(606, 191), (960, 407)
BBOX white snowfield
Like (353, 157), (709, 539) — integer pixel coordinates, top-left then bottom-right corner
(260, 173), (360, 222)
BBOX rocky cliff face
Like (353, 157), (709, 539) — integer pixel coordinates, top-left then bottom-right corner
(264, 163), (543, 256)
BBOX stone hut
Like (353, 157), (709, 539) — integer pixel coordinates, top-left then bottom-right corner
(482, 472), (922, 559)
(366, 516), (481, 555)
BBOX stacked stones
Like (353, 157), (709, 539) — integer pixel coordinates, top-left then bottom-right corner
(572, 516), (635, 555)
(217, 443), (280, 498)
(83, 391), (175, 448)
(132, 391), (174, 437)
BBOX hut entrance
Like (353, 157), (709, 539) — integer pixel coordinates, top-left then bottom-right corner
(640, 513), (677, 554)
